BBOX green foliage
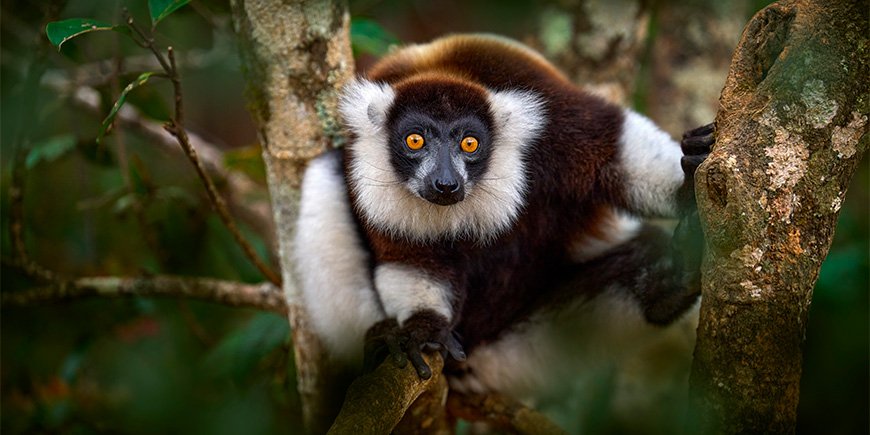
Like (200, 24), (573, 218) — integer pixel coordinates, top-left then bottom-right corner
(45, 18), (129, 50)
(25, 134), (77, 169)
(350, 18), (398, 56)
(148, 0), (191, 27)
(97, 72), (160, 145)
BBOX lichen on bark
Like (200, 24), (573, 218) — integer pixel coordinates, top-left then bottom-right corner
(230, 1), (355, 433)
(689, 0), (868, 433)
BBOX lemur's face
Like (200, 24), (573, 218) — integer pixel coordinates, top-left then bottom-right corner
(339, 77), (544, 241)
(386, 80), (494, 206)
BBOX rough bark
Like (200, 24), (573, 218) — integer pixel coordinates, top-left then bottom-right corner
(230, 1), (354, 433)
(689, 0), (868, 433)
(328, 355), (445, 435)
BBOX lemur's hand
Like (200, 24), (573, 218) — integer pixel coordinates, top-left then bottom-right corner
(677, 123), (714, 213)
(363, 311), (465, 379)
(673, 123), (714, 293)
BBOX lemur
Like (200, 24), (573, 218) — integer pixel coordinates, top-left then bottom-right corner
(293, 34), (712, 403)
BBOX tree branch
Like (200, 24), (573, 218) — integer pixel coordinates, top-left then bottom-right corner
(327, 354), (445, 434)
(43, 80), (276, 241)
(447, 391), (567, 435)
(122, 10), (281, 287)
(231, 1), (355, 432)
(1, 275), (287, 315)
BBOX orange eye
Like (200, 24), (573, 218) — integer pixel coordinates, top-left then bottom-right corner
(461, 136), (479, 153)
(406, 133), (425, 150)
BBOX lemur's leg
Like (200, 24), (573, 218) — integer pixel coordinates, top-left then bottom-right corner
(585, 123), (713, 323)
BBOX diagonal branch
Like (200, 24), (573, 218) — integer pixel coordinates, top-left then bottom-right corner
(121, 11), (281, 286)
(1, 274), (287, 315)
(42, 80), (276, 241)
(327, 354), (446, 434)
(447, 391), (567, 435)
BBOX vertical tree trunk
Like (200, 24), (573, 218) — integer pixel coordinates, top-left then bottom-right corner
(230, 1), (353, 433)
(689, 0), (868, 433)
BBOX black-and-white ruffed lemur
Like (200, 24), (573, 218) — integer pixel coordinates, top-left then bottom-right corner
(293, 34), (712, 405)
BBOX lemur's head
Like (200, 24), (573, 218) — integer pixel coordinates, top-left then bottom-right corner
(339, 75), (545, 242)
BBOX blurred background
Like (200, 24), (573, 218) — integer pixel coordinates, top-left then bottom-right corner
(1, 0), (866, 433)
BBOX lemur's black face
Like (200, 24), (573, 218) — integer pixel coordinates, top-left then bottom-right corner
(387, 80), (495, 206)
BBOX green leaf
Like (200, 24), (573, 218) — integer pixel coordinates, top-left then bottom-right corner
(350, 18), (399, 56)
(45, 18), (128, 51)
(97, 72), (160, 145)
(148, 0), (190, 26)
(26, 134), (77, 169)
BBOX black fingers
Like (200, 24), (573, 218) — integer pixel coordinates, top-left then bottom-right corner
(680, 122), (714, 157)
(682, 122), (714, 140)
(681, 154), (707, 176)
(407, 346), (432, 379)
(677, 122), (715, 213)
(682, 134), (714, 155)
(363, 311), (465, 380)
(446, 332), (467, 361)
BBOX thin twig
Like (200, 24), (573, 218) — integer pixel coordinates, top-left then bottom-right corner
(121, 12), (281, 286)
(43, 81), (275, 243)
(8, 39), (56, 284)
(0, 274), (287, 315)
(124, 11), (171, 72)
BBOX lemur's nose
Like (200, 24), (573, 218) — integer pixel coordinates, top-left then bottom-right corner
(433, 179), (460, 193)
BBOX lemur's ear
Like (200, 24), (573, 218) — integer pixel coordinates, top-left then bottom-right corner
(339, 79), (395, 137)
(486, 89), (547, 146)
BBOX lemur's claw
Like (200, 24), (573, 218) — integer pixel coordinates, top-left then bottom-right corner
(363, 318), (406, 372)
(363, 312), (464, 379)
(677, 123), (716, 213)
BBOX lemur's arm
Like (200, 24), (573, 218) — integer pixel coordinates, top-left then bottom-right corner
(365, 260), (466, 379)
(610, 111), (714, 218)
(579, 123), (713, 323)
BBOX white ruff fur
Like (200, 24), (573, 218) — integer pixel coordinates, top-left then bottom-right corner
(618, 110), (684, 217)
(293, 153), (383, 366)
(339, 78), (547, 242)
(375, 264), (454, 325)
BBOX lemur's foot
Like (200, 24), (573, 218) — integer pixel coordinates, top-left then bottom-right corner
(363, 311), (465, 380)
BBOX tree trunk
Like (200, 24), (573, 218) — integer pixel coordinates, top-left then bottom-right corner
(689, 0), (868, 433)
(230, 1), (354, 433)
